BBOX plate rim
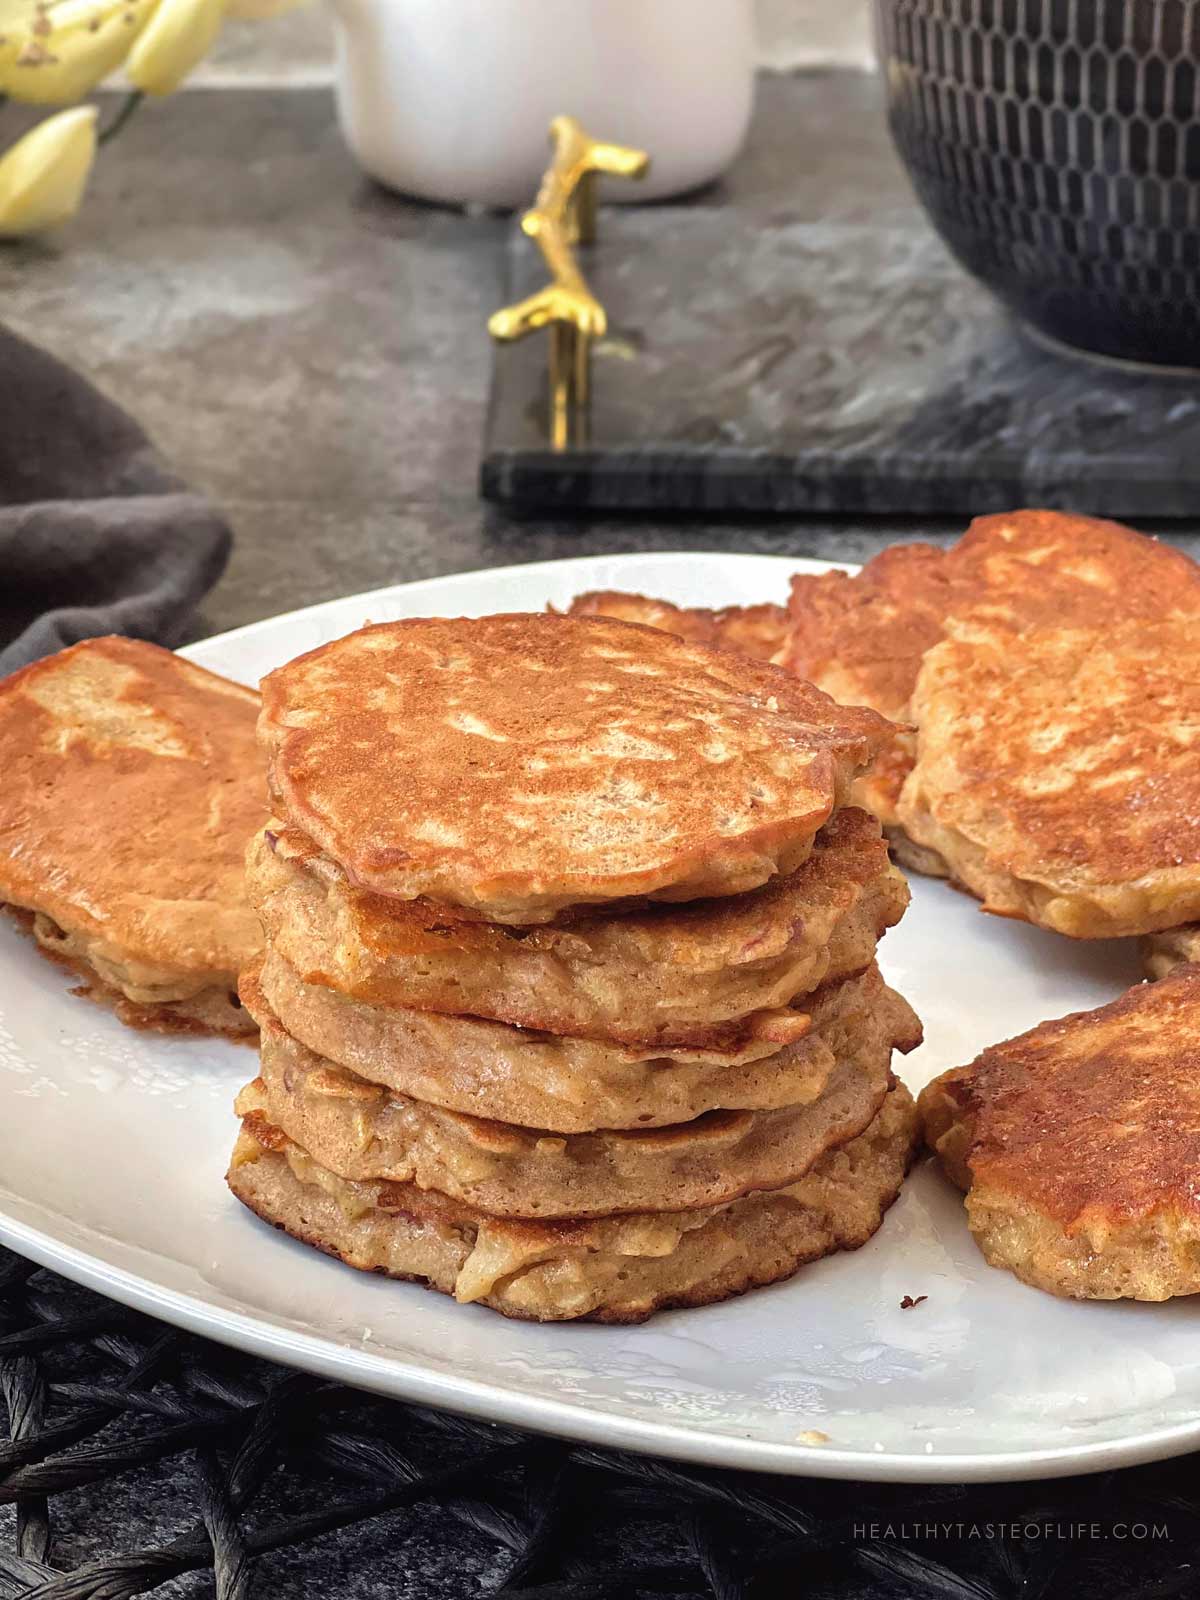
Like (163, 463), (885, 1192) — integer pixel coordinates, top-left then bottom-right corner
(7, 1204), (1200, 1486)
(181, 549), (840, 675)
(8, 548), (1199, 1485)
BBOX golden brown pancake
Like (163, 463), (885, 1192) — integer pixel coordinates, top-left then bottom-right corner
(227, 1082), (919, 1322)
(237, 973), (919, 1218)
(781, 511), (1200, 837)
(0, 636), (265, 1036)
(565, 590), (789, 661)
(899, 620), (1200, 938)
(920, 968), (1200, 1300)
(1142, 925), (1200, 981)
(258, 613), (893, 923)
(246, 806), (909, 1049)
(246, 953), (892, 1131)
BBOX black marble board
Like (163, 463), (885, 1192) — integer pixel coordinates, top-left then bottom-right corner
(481, 207), (1200, 517)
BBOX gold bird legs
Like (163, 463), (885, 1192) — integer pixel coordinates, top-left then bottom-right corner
(488, 116), (649, 449)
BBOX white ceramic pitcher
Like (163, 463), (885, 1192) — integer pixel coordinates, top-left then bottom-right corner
(329, 0), (757, 208)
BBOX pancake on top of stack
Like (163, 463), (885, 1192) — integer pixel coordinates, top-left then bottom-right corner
(228, 612), (923, 1323)
(0, 636), (265, 1037)
(920, 968), (1200, 1301)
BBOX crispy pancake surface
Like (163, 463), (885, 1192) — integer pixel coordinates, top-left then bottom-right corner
(246, 807), (909, 1047)
(899, 620), (1200, 938)
(246, 954), (894, 1131)
(565, 591), (789, 661)
(258, 613), (892, 922)
(239, 974), (918, 1218)
(781, 512), (1200, 829)
(227, 1083), (918, 1322)
(0, 637), (265, 1017)
(920, 969), (1200, 1300)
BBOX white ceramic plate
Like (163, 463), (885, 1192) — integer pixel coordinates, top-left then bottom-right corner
(1, 551), (1188, 1484)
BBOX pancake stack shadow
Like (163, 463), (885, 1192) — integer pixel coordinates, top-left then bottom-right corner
(227, 613), (923, 1323)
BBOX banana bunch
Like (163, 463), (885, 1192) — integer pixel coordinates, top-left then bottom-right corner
(0, 0), (298, 237)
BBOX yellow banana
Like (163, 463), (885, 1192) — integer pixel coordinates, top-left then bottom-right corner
(0, 104), (97, 236)
(0, 0), (154, 104)
(124, 0), (226, 95)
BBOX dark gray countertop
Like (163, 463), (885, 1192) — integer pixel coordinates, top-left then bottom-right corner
(3, 71), (1199, 1598)
(10, 70), (1195, 656)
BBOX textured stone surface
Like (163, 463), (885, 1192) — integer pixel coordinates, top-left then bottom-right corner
(486, 163), (1200, 513)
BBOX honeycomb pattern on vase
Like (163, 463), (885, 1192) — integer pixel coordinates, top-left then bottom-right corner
(876, 0), (1200, 367)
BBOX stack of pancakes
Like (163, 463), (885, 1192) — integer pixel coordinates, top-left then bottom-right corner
(227, 613), (922, 1322)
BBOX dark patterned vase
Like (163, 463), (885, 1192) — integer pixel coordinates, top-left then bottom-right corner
(876, 0), (1200, 367)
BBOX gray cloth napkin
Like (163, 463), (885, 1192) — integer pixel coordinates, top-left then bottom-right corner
(0, 325), (231, 675)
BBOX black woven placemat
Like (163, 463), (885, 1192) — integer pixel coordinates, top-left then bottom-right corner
(0, 1244), (1195, 1599)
